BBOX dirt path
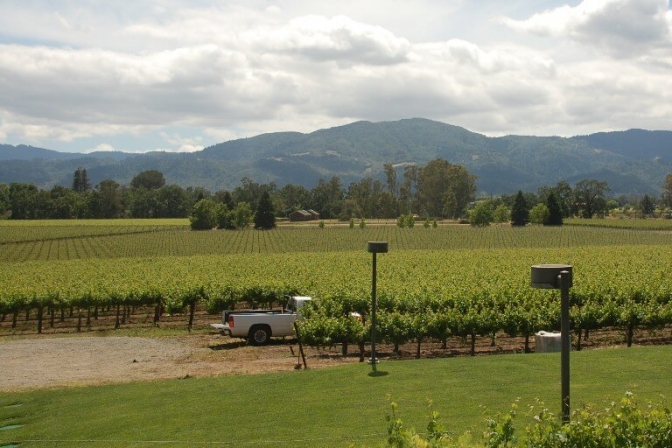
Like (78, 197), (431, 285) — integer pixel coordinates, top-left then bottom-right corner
(2, 329), (669, 391)
(0, 335), (357, 391)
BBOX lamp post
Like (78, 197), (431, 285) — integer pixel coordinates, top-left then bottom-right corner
(531, 264), (573, 424)
(367, 241), (388, 367)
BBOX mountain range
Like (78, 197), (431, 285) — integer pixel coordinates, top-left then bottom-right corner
(1, 118), (671, 196)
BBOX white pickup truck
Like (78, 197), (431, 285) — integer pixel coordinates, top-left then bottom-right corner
(211, 296), (312, 345)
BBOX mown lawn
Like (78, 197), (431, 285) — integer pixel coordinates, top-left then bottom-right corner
(1, 345), (671, 447)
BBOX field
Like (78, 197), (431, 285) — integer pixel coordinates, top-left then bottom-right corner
(1, 220), (672, 350)
(1, 346), (672, 447)
(565, 216), (672, 230)
(2, 219), (672, 262)
(1, 219), (672, 446)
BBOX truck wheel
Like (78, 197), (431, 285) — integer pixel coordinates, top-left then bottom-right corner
(248, 325), (271, 346)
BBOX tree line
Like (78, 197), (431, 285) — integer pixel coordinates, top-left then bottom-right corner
(1, 162), (672, 224)
(0, 159), (477, 223)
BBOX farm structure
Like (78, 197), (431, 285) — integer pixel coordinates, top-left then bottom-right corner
(289, 209), (320, 221)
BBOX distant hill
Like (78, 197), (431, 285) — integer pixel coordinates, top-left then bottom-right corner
(575, 129), (672, 162)
(1, 118), (671, 196)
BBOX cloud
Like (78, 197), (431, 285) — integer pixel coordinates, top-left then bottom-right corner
(1, 0), (672, 153)
(247, 15), (411, 65)
(499, 0), (672, 58)
(86, 143), (115, 153)
(158, 132), (204, 153)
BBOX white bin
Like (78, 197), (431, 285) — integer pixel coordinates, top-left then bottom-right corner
(535, 331), (562, 353)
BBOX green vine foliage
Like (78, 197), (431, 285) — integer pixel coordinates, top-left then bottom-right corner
(382, 393), (672, 448)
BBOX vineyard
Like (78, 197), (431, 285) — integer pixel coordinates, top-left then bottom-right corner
(2, 220), (672, 262)
(564, 217), (672, 230)
(1, 220), (672, 355)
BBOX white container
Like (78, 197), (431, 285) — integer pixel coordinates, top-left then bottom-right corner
(535, 331), (562, 353)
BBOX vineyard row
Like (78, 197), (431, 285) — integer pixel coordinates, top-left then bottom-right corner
(3, 225), (672, 262)
(2, 246), (672, 350)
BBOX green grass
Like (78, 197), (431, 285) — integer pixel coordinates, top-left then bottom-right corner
(1, 345), (671, 447)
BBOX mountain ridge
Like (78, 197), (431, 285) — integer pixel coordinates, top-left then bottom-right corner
(1, 118), (671, 196)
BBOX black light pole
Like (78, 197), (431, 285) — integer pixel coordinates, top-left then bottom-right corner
(531, 264), (573, 424)
(368, 241), (388, 368)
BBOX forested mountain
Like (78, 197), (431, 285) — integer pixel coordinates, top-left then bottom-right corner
(1, 119), (671, 195)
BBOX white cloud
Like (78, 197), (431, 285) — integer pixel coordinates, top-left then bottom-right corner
(86, 143), (115, 153)
(158, 132), (204, 153)
(500, 0), (672, 58)
(0, 1), (672, 153)
(247, 15), (411, 65)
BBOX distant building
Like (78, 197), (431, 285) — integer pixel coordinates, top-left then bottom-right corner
(289, 209), (320, 222)
(307, 209), (320, 220)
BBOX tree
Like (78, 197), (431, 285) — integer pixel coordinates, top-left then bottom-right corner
(538, 181), (572, 218)
(416, 159), (476, 218)
(345, 177), (384, 219)
(554, 181), (573, 218)
(216, 201), (252, 230)
(339, 198), (361, 221)
(130, 170), (166, 190)
(72, 168), (91, 193)
(663, 173), (672, 208)
(573, 179), (610, 218)
(275, 184), (311, 216)
(383, 163), (398, 198)
(0, 183), (9, 217)
(89, 180), (123, 219)
(49, 185), (81, 219)
(232, 202), (253, 229)
(510, 190), (529, 226)
(233, 177), (274, 211)
(190, 199), (216, 230)
(544, 191), (563, 226)
(8, 183), (40, 219)
(127, 187), (158, 218)
(378, 191), (398, 219)
(639, 194), (655, 217)
(310, 177), (344, 219)
(254, 191), (276, 229)
(156, 185), (190, 218)
(399, 165), (419, 215)
(529, 203), (550, 224)
(216, 203), (235, 230)
(186, 186), (210, 204)
(469, 200), (494, 227)
(493, 204), (510, 224)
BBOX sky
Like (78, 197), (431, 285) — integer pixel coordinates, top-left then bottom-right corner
(1, 0), (671, 154)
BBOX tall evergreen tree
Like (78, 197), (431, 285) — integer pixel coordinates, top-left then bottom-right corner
(640, 194), (655, 217)
(663, 173), (672, 208)
(254, 191), (276, 229)
(511, 190), (529, 226)
(544, 191), (563, 225)
(72, 168), (91, 193)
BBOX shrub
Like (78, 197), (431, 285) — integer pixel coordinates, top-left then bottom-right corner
(382, 393), (672, 448)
